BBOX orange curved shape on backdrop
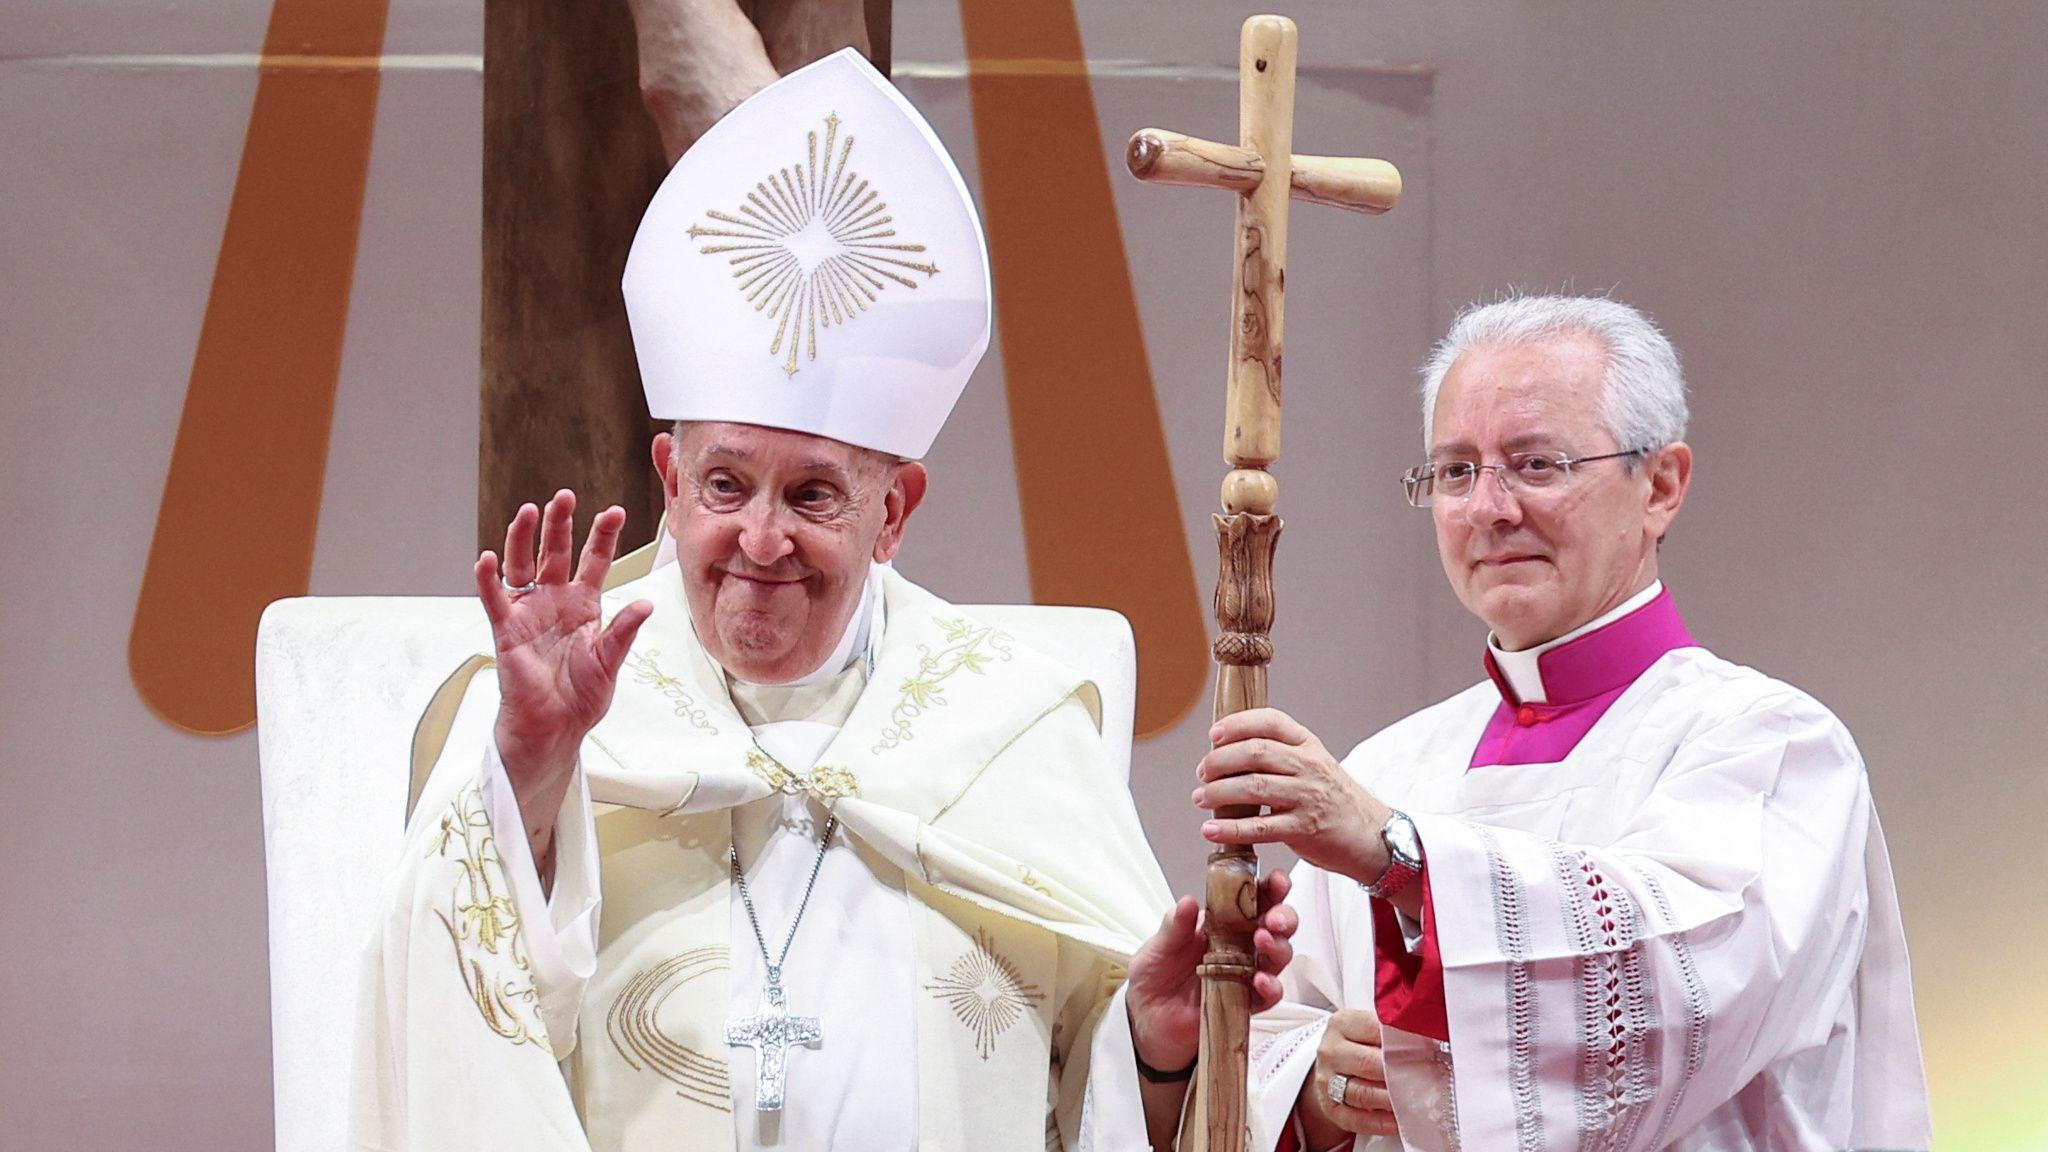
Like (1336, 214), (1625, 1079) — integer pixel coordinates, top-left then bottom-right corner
(128, 0), (389, 735)
(134, 0), (1208, 741)
(957, 0), (1210, 738)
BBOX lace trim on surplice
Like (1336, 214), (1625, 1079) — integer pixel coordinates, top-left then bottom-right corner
(1639, 870), (1713, 1149)
(1433, 1039), (1462, 1152)
(1251, 1017), (1322, 1080)
(1477, 824), (1545, 1152)
(1551, 847), (1659, 1151)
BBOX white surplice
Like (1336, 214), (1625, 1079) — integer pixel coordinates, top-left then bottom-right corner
(1250, 592), (1931, 1152)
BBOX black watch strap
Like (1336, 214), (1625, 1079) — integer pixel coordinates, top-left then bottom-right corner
(1134, 1047), (1197, 1083)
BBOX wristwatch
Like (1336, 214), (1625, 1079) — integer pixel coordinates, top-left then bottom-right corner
(1365, 809), (1422, 900)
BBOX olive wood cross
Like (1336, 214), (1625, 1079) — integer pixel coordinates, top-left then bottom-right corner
(1123, 15), (1401, 1152)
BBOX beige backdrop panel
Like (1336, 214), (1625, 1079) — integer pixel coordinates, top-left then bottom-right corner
(2, 0), (2043, 1148)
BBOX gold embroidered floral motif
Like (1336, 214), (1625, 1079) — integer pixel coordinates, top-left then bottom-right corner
(873, 617), (1013, 753)
(626, 649), (719, 734)
(688, 111), (940, 377)
(925, 928), (1045, 1060)
(746, 747), (861, 799)
(429, 783), (549, 1053)
(607, 947), (733, 1111)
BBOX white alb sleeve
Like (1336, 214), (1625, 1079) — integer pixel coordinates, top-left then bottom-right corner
(1076, 982), (1153, 1150)
(478, 738), (603, 1054)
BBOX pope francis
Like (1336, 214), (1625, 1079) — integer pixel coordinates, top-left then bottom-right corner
(349, 50), (1294, 1152)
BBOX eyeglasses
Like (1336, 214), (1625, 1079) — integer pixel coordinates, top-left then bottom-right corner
(1401, 448), (1650, 508)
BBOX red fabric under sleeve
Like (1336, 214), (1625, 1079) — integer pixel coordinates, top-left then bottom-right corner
(1369, 865), (1450, 1043)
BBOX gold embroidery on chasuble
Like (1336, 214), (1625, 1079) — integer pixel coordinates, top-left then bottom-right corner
(925, 927), (1046, 1060)
(688, 111), (942, 378)
(606, 947), (734, 1111)
(429, 783), (550, 1053)
(1016, 866), (1055, 899)
(745, 747), (861, 800)
(624, 649), (720, 734)
(874, 617), (1015, 753)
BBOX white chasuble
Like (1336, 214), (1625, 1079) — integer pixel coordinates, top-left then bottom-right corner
(1250, 591), (1931, 1152)
(352, 566), (1172, 1152)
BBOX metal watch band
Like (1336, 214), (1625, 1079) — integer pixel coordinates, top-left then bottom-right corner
(1365, 809), (1422, 900)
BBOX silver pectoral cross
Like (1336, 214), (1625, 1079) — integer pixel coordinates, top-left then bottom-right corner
(724, 980), (822, 1112)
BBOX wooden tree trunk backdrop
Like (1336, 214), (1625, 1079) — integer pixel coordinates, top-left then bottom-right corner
(481, 0), (668, 550)
(480, 0), (891, 550)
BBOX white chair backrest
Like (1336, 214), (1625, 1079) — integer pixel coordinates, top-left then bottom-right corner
(253, 595), (1134, 1152)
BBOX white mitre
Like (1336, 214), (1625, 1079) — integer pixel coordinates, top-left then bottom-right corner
(622, 48), (992, 460)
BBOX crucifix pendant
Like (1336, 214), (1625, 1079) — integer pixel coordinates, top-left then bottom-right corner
(724, 979), (822, 1112)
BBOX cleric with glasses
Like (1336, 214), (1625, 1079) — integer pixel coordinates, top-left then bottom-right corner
(1194, 294), (1929, 1149)
(1402, 446), (1649, 507)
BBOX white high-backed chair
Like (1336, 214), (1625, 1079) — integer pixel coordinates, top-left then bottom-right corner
(253, 561), (1136, 1152)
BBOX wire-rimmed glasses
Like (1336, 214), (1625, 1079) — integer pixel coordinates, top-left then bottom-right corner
(1401, 448), (1650, 508)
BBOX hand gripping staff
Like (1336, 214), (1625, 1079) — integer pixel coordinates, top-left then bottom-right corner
(1125, 16), (1401, 1151)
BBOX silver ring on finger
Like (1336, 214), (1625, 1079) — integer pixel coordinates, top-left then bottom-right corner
(1326, 1072), (1350, 1106)
(503, 578), (539, 594)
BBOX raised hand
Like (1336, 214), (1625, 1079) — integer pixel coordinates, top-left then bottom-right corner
(474, 490), (653, 865)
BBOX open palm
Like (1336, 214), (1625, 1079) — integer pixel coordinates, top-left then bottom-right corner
(476, 490), (654, 765)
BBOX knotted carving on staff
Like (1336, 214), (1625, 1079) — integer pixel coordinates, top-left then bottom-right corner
(1125, 14), (1401, 1151)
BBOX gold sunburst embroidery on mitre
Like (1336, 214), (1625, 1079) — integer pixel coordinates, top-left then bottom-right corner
(688, 111), (941, 377)
(925, 928), (1046, 1060)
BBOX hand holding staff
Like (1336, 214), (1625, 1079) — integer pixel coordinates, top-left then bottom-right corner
(1124, 14), (1401, 1151)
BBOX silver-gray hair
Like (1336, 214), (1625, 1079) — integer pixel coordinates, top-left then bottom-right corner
(1418, 294), (1689, 460)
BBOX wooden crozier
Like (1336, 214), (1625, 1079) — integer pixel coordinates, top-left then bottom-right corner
(1125, 15), (1400, 1151)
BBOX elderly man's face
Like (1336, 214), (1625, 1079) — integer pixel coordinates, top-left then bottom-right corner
(1428, 335), (1690, 650)
(654, 422), (927, 683)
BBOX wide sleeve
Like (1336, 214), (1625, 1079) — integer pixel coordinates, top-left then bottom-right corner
(911, 693), (1174, 1150)
(1066, 949), (1152, 1151)
(928, 694), (1175, 944)
(1404, 691), (1906, 1150)
(478, 737), (603, 1049)
(1246, 860), (1405, 1152)
(348, 665), (597, 1152)
(1367, 870), (1448, 1043)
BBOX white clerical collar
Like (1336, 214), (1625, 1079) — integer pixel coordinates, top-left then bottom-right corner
(1487, 580), (1663, 705)
(728, 663), (869, 728)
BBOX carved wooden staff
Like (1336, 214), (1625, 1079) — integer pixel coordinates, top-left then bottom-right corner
(1126, 15), (1400, 1151)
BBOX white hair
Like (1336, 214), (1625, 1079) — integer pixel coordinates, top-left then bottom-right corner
(668, 419), (902, 478)
(1418, 294), (1689, 461)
